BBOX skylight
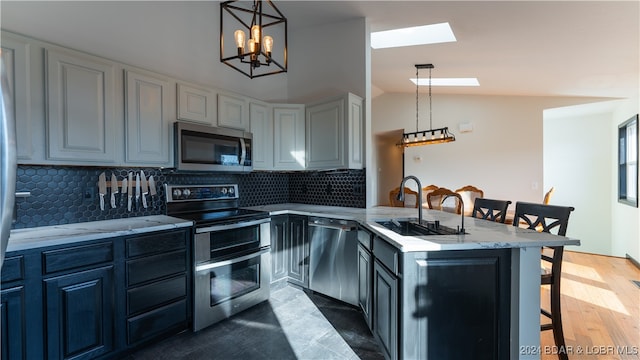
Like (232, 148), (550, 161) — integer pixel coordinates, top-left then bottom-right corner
(411, 78), (480, 87)
(371, 22), (456, 49)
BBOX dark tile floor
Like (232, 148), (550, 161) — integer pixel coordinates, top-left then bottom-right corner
(126, 286), (384, 360)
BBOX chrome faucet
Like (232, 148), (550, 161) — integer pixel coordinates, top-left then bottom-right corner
(443, 193), (465, 234)
(397, 176), (423, 224)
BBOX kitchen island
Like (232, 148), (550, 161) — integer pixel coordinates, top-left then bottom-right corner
(249, 203), (580, 360)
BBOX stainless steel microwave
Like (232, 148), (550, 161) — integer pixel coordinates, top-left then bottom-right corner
(174, 121), (252, 172)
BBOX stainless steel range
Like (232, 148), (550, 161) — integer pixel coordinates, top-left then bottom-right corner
(165, 184), (271, 332)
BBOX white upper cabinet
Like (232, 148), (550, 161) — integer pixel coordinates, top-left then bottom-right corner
(217, 93), (249, 130)
(46, 48), (117, 163)
(249, 101), (273, 170)
(273, 104), (305, 170)
(346, 93), (364, 169)
(176, 82), (216, 126)
(305, 93), (364, 170)
(1, 33), (33, 162)
(124, 69), (172, 166)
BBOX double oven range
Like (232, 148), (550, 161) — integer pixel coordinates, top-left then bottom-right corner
(165, 184), (271, 331)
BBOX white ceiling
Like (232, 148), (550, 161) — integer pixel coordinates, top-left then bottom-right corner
(279, 0), (640, 98)
(2, 1), (638, 100)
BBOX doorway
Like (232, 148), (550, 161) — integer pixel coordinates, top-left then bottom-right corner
(375, 129), (404, 206)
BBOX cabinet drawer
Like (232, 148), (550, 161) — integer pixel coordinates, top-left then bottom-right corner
(127, 275), (187, 316)
(43, 242), (113, 275)
(374, 237), (399, 276)
(127, 299), (188, 345)
(126, 230), (187, 258)
(1, 255), (24, 283)
(126, 250), (186, 287)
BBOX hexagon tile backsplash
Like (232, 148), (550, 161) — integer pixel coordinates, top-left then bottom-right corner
(12, 165), (365, 229)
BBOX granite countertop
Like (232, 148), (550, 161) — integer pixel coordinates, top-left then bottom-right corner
(7, 215), (193, 252)
(247, 203), (581, 252)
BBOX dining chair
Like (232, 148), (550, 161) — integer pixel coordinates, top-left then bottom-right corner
(543, 187), (556, 205)
(426, 187), (461, 214)
(420, 184), (439, 206)
(389, 187), (419, 208)
(512, 201), (574, 360)
(471, 198), (512, 223)
(455, 185), (484, 216)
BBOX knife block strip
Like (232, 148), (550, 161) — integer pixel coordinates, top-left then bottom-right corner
(100, 181), (151, 188)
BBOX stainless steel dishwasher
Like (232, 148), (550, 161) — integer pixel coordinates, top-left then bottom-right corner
(308, 217), (359, 306)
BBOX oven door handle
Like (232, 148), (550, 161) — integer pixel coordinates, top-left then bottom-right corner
(195, 217), (270, 233)
(195, 247), (270, 272)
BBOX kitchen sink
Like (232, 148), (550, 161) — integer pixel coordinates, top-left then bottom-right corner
(376, 219), (465, 236)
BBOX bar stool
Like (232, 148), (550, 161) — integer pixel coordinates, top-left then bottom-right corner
(512, 202), (574, 360)
(471, 198), (512, 223)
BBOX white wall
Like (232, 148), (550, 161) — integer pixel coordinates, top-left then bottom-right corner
(611, 100), (640, 261)
(544, 104), (614, 255)
(286, 17), (367, 102)
(371, 93), (602, 207)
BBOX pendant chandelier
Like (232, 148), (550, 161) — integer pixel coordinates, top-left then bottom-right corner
(401, 64), (455, 147)
(220, 0), (287, 79)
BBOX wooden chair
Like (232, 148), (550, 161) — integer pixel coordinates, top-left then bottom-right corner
(471, 198), (512, 223)
(420, 184), (439, 206)
(389, 187), (419, 208)
(543, 186), (555, 205)
(512, 202), (574, 360)
(426, 187), (461, 214)
(455, 185), (484, 216)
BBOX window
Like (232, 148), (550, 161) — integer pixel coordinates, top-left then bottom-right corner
(619, 114), (638, 207)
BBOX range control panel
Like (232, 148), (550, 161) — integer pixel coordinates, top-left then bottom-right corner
(165, 184), (238, 202)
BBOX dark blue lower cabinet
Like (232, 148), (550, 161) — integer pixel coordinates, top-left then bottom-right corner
(1, 286), (26, 360)
(44, 265), (115, 360)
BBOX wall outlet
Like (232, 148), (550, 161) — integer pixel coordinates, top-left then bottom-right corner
(83, 186), (95, 201)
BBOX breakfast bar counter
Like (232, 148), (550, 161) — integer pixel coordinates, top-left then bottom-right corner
(249, 203), (580, 360)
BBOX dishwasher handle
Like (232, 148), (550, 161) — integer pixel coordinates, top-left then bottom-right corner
(308, 217), (357, 231)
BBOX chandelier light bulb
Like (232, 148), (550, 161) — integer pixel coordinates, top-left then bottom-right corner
(248, 38), (256, 53)
(263, 35), (273, 54)
(251, 25), (261, 44)
(234, 30), (246, 51)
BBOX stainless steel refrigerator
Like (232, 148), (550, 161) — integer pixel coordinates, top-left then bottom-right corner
(1, 47), (18, 269)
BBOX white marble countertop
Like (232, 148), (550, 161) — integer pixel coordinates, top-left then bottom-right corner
(8, 215), (193, 252)
(247, 203), (581, 252)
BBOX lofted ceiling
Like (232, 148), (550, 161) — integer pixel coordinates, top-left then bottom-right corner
(279, 0), (640, 99)
(1, 1), (638, 100)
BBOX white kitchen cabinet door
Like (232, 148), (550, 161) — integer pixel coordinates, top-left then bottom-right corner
(124, 69), (171, 165)
(305, 93), (364, 170)
(176, 82), (216, 126)
(306, 98), (345, 169)
(249, 101), (273, 170)
(1, 34), (33, 162)
(273, 104), (305, 170)
(346, 93), (364, 169)
(46, 49), (117, 163)
(217, 93), (249, 130)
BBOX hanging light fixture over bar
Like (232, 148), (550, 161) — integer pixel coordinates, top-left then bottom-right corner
(400, 64), (456, 147)
(220, 0), (287, 78)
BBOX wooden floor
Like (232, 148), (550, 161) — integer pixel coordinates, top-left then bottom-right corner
(540, 251), (640, 360)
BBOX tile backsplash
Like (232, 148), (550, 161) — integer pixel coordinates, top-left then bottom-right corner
(13, 165), (365, 229)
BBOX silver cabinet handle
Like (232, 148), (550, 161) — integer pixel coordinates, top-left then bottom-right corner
(195, 248), (269, 272)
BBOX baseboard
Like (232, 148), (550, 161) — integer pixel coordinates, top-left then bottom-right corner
(626, 253), (640, 270)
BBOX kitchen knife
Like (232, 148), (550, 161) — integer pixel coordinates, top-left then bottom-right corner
(127, 172), (133, 212)
(110, 173), (118, 208)
(135, 173), (141, 210)
(121, 178), (128, 208)
(148, 175), (156, 209)
(98, 172), (106, 211)
(140, 170), (148, 209)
